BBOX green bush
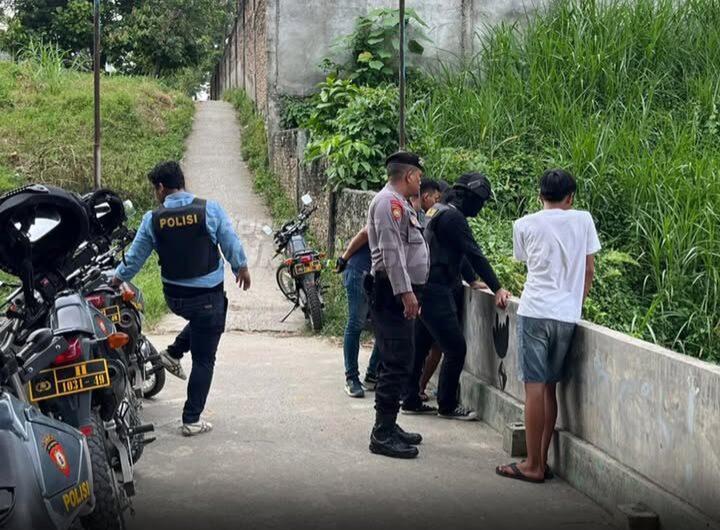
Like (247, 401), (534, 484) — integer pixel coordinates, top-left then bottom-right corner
(279, 95), (314, 130)
(306, 84), (399, 191)
(323, 8), (430, 86)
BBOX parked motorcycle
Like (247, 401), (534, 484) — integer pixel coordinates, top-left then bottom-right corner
(0, 184), (152, 530)
(0, 323), (95, 530)
(263, 194), (326, 331)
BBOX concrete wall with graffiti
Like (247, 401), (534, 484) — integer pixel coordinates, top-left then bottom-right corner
(460, 290), (720, 529)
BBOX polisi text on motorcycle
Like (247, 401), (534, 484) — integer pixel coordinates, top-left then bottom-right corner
(63, 480), (91, 511)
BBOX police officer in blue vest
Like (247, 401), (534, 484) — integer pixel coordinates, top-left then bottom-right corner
(114, 161), (251, 437)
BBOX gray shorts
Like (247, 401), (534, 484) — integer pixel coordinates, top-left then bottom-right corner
(517, 316), (577, 383)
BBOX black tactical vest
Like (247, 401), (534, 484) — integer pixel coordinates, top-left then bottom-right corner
(151, 198), (220, 281)
(423, 203), (455, 285)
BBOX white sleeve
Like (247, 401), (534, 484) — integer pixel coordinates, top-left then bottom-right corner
(513, 220), (527, 262)
(585, 213), (602, 255)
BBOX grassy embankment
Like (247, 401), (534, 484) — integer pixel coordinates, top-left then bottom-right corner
(0, 55), (194, 324)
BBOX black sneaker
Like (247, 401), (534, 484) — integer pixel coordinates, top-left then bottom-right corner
(344, 379), (365, 398)
(395, 424), (422, 445)
(438, 405), (478, 421)
(370, 432), (419, 459)
(401, 403), (438, 415)
(362, 374), (378, 391)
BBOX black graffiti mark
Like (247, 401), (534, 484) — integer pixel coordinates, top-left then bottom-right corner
(498, 361), (508, 391)
(493, 313), (510, 360)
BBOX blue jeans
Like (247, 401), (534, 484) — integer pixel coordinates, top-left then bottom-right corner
(342, 268), (380, 381)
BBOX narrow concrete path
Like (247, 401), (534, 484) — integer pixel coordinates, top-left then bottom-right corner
(132, 334), (617, 530)
(157, 101), (305, 334)
(133, 101), (618, 530)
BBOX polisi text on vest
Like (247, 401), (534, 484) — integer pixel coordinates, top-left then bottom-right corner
(159, 214), (200, 230)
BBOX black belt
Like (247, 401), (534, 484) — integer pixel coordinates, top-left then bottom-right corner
(163, 281), (223, 299)
(373, 272), (425, 296)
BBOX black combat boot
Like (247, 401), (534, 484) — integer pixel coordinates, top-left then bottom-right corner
(369, 414), (419, 459)
(395, 424), (422, 445)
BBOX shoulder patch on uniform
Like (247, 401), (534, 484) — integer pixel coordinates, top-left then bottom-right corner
(390, 198), (404, 221)
(426, 207), (438, 218)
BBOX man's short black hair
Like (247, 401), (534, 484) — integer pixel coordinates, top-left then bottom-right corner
(420, 178), (441, 195)
(148, 161), (186, 190)
(540, 169), (577, 202)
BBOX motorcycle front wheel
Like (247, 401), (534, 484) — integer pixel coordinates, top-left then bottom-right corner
(80, 414), (127, 530)
(276, 264), (298, 303)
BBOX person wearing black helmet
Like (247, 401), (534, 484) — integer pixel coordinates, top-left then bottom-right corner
(402, 172), (511, 420)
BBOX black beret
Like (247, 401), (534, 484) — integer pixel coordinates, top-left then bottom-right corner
(385, 151), (424, 171)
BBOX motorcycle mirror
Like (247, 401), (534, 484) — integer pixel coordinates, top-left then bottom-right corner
(301, 194), (313, 206)
(123, 200), (135, 217)
(262, 225), (273, 236)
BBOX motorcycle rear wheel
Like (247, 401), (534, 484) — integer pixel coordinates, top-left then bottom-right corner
(302, 278), (323, 332)
(142, 341), (166, 399)
(80, 414), (127, 530)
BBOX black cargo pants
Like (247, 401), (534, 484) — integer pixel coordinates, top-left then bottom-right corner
(404, 283), (466, 415)
(164, 288), (228, 424)
(368, 275), (420, 426)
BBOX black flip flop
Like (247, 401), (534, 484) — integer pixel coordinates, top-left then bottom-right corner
(495, 462), (545, 484)
(521, 460), (554, 480)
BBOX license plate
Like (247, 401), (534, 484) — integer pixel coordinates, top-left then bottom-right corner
(29, 359), (111, 402)
(294, 261), (322, 275)
(102, 305), (121, 324)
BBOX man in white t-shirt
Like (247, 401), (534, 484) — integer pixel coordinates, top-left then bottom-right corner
(496, 169), (601, 484)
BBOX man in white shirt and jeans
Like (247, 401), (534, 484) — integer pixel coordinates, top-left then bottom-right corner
(496, 169), (601, 483)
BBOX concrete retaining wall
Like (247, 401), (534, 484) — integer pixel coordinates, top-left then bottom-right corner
(461, 291), (720, 529)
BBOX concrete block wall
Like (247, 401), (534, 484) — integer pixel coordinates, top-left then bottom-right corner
(270, 128), (303, 206)
(461, 291), (720, 529)
(213, 0), (547, 131)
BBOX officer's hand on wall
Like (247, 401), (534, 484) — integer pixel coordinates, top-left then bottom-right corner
(335, 257), (347, 273)
(237, 267), (252, 291)
(495, 288), (511, 309)
(401, 292), (419, 320)
(471, 280), (488, 291)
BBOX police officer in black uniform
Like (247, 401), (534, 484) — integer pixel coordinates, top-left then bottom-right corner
(366, 152), (429, 459)
(402, 173), (511, 420)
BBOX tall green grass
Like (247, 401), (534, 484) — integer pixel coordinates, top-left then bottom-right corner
(409, 0), (720, 360)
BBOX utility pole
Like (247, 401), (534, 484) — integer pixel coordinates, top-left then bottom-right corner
(93, 0), (101, 189)
(398, 0), (406, 150)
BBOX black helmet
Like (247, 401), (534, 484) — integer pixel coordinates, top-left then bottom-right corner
(83, 188), (127, 237)
(453, 173), (492, 202)
(0, 184), (90, 276)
